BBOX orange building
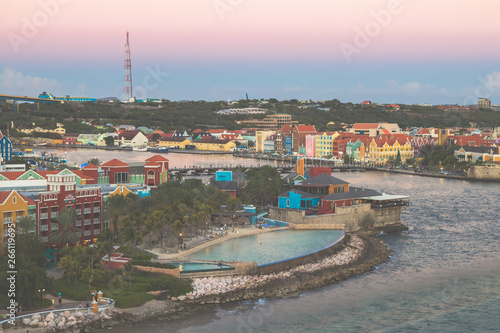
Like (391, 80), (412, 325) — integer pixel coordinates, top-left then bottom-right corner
(0, 190), (36, 256)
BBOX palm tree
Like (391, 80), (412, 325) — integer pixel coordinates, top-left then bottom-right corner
(15, 215), (36, 235)
(104, 194), (128, 237)
(51, 208), (81, 246)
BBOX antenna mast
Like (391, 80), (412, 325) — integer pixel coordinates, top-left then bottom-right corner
(123, 31), (133, 101)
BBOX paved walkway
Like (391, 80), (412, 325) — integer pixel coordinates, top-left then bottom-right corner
(147, 226), (286, 261)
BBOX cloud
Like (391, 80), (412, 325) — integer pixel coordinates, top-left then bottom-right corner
(0, 67), (61, 97)
(462, 71), (500, 105)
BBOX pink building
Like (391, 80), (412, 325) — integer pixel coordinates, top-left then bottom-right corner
(305, 134), (316, 158)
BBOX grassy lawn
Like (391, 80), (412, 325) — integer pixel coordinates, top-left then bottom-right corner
(48, 270), (193, 309)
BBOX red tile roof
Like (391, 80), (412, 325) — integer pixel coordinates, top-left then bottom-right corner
(145, 155), (169, 163)
(0, 191), (36, 206)
(101, 159), (129, 167)
(119, 130), (141, 140)
(83, 163), (98, 169)
(295, 125), (316, 132)
(352, 123), (379, 129)
(144, 160), (161, 167)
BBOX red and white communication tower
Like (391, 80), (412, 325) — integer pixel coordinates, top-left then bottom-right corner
(123, 31), (133, 101)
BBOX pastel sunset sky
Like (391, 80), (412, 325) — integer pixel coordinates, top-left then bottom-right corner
(1, 0), (500, 104)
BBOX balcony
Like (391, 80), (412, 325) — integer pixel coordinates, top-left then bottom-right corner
(76, 210), (82, 216)
(40, 224), (49, 231)
(93, 218), (100, 224)
(50, 212), (58, 218)
(93, 207), (100, 213)
(51, 223), (59, 230)
(84, 219), (91, 226)
(40, 213), (49, 220)
(84, 208), (91, 214)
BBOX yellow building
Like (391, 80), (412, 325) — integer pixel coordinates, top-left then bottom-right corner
(191, 139), (236, 152)
(255, 130), (275, 152)
(314, 132), (339, 157)
(367, 139), (414, 165)
(0, 191), (36, 256)
(159, 137), (192, 149)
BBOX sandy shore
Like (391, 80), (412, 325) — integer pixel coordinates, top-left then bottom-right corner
(146, 226), (288, 261)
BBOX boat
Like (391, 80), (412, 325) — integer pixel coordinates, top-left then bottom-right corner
(132, 146), (148, 152)
(147, 146), (169, 153)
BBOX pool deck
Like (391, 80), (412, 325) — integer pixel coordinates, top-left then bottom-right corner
(148, 226), (288, 261)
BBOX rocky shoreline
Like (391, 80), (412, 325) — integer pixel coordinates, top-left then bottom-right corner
(3, 235), (391, 332)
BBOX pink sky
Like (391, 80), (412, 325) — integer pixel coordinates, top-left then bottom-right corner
(2, 0), (500, 63)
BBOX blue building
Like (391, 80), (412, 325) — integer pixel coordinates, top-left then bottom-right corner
(0, 132), (12, 162)
(278, 189), (319, 210)
(284, 136), (293, 154)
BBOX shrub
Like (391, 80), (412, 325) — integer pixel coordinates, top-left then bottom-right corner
(130, 260), (176, 269)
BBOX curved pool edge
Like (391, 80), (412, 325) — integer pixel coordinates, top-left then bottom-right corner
(170, 227), (289, 261)
(256, 232), (347, 275)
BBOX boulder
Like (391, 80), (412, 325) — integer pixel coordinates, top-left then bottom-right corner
(63, 310), (71, 318)
(47, 320), (56, 327)
(45, 312), (54, 321)
(30, 319), (39, 327)
(68, 315), (76, 322)
(57, 321), (66, 328)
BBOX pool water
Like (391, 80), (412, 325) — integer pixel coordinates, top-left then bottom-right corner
(186, 229), (344, 265)
(170, 262), (233, 272)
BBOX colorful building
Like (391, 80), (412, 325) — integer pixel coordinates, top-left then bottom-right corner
(191, 139), (236, 152)
(0, 190), (36, 256)
(36, 171), (104, 246)
(159, 137), (192, 149)
(0, 132), (13, 162)
(293, 125), (316, 153)
(314, 132), (339, 158)
(367, 138), (414, 165)
(255, 130), (275, 152)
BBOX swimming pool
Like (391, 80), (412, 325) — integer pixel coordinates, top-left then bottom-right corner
(186, 229), (344, 265)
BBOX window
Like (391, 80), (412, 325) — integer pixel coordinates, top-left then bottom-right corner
(286, 199), (290, 207)
(12, 196), (17, 204)
(115, 172), (129, 184)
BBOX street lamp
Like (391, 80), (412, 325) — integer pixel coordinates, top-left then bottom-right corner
(38, 288), (45, 306)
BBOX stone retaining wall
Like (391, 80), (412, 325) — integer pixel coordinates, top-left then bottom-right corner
(269, 204), (403, 232)
(468, 165), (500, 180)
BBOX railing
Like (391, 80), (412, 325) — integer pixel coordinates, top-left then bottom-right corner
(0, 297), (115, 326)
(3, 217), (13, 224)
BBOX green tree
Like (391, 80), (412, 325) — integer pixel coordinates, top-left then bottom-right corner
(15, 215), (36, 235)
(88, 158), (101, 166)
(104, 136), (115, 146)
(105, 194), (128, 237)
(242, 166), (284, 207)
(51, 208), (81, 246)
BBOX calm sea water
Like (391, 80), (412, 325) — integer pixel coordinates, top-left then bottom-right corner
(51, 150), (499, 333)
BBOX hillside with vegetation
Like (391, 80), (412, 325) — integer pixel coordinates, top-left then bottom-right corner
(1, 99), (499, 136)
